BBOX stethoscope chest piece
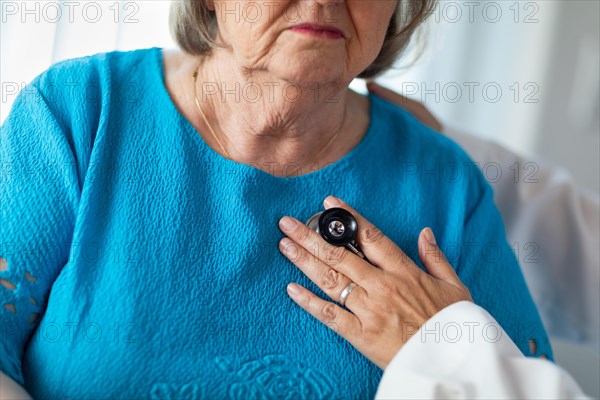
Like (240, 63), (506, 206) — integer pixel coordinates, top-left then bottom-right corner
(306, 207), (370, 262)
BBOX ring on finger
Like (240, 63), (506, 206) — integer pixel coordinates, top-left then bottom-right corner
(339, 282), (359, 307)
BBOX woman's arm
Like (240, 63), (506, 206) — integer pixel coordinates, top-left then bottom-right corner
(0, 372), (32, 400)
(1, 76), (83, 390)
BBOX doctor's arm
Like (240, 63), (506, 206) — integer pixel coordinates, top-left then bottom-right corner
(441, 127), (600, 346)
(375, 301), (590, 399)
(367, 82), (600, 346)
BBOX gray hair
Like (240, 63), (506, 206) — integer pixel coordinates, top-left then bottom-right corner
(169, 1), (436, 79)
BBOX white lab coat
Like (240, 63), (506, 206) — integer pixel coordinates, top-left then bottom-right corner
(445, 128), (600, 348)
(375, 301), (591, 400)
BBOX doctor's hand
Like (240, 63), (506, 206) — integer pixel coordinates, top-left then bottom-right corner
(278, 196), (473, 370)
(366, 82), (443, 132)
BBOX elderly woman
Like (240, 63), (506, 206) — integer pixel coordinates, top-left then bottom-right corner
(1, 1), (552, 399)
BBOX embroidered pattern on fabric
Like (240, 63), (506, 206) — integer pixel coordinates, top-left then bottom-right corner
(215, 353), (336, 400)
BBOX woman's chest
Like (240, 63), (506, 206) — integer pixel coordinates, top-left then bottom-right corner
(22, 159), (460, 399)
(23, 173), (401, 399)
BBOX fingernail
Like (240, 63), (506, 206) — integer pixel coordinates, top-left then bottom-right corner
(424, 227), (436, 245)
(324, 196), (342, 208)
(279, 238), (291, 250)
(287, 283), (301, 298)
(279, 216), (298, 232)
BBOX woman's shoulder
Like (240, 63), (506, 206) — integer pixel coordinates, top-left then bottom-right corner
(34, 47), (159, 84)
(17, 47), (161, 128)
(27, 47), (159, 109)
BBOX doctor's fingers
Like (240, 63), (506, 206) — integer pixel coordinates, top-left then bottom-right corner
(279, 237), (369, 315)
(323, 196), (418, 274)
(366, 82), (443, 132)
(285, 283), (364, 348)
(278, 216), (376, 286)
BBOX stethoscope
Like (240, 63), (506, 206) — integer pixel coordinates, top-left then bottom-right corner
(305, 207), (372, 265)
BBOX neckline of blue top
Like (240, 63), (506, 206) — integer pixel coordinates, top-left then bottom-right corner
(150, 46), (382, 182)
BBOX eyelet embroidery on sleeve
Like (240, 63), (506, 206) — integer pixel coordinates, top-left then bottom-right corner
(28, 313), (40, 324)
(528, 338), (537, 355)
(0, 278), (16, 290)
(529, 339), (549, 359)
(4, 303), (16, 314)
(0, 257), (41, 323)
(25, 271), (38, 282)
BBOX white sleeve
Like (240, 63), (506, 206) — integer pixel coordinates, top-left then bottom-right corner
(375, 301), (591, 400)
(443, 127), (600, 348)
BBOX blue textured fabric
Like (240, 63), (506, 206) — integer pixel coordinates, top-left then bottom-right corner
(1, 47), (552, 399)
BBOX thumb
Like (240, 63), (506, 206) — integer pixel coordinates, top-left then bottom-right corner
(418, 227), (462, 286)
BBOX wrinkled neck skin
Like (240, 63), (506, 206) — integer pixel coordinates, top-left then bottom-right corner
(192, 49), (370, 177)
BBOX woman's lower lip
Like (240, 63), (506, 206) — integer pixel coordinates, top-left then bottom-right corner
(290, 27), (343, 39)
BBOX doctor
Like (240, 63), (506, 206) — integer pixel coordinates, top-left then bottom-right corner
(276, 83), (598, 399)
(368, 82), (600, 352)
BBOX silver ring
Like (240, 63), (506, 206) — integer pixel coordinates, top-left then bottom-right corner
(339, 282), (358, 307)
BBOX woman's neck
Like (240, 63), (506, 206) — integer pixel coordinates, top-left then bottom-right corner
(173, 50), (370, 177)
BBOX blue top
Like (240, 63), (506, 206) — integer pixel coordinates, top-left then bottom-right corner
(1, 47), (552, 399)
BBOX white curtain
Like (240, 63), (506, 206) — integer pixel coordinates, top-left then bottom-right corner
(1, 0), (175, 123)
